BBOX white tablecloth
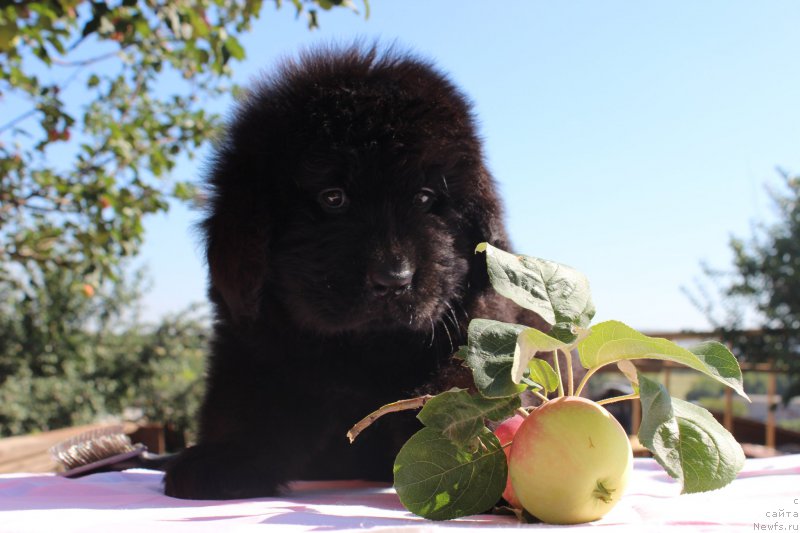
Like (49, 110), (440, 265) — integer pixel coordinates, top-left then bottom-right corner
(0, 456), (798, 532)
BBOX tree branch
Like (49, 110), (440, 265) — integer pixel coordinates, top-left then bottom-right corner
(0, 109), (39, 134)
(51, 51), (121, 68)
(346, 394), (433, 443)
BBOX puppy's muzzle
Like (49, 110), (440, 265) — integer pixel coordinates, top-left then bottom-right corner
(368, 259), (415, 297)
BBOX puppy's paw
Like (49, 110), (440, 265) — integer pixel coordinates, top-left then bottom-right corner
(163, 444), (283, 500)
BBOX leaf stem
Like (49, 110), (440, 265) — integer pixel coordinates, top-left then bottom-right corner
(563, 348), (574, 396)
(516, 407), (530, 418)
(531, 390), (549, 403)
(551, 350), (565, 397)
(597, 393), (640, 406)
(575, 366), (601, 397)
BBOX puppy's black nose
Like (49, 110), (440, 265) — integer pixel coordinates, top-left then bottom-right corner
(369, 260), (414, 296)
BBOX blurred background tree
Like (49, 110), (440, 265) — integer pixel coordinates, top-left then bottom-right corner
(0, 266), (208, 441)
(687, 172), (800, 404)
(0, 0), (367, 440)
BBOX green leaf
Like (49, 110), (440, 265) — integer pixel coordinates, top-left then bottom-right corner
(463, 319), (526, 398)
(527, 358), (560, 393)
(616, 360), (639, 393)
(186, 10), (210, 38)
(417, 389), (520, 445)
(172, 181), (197, 201)
(577, 321), (748, 399)
(475, 243), (594, 343)
(393, 427), (506, 520)
(223, 36), (245, 61)
(0, 20), (19, 51)
(512, 327), (569, 386)
(637, 374), (745, 494)
(688, 341), (748, 397)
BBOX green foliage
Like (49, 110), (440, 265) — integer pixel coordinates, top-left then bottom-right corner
(0, 0), (366, 288)
(687, 172), (800, 403)
(474, 242), (594, 343)
(0, 267), (207, 441)
(462, 319), (527, 398)
(637, 374), (745, 494)
(512, 327), (567, 388)
(416, 389), (520, 445)
(373, 243), (746, 521)
(393, 427), (507, 521)
(778, 418), (800, 432)
(743, 371), (791, 396)
(577, 321), (748, 400)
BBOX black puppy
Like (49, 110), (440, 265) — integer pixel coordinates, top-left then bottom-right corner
(163, 45), (545, 499)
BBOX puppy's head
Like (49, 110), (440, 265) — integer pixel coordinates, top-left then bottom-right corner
(203, 45), (508, 334)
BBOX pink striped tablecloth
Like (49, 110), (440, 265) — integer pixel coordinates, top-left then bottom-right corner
(0, 456), (798, 532)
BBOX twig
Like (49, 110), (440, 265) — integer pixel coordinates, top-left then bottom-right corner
(346, 394), (433, 443)
(51, 51), (120, 68)
(0, 109), (38, 135)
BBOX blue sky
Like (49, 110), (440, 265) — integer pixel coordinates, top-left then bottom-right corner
(136, 1), (800, 332)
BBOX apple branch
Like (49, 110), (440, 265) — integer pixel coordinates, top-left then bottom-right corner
(346, 394), (433, 443)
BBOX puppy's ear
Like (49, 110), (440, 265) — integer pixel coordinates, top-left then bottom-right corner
(465, 166), (512, 251)
(202, 189), (269, 324)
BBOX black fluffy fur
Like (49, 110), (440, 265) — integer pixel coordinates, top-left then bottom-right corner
(163, 45), (546, 500)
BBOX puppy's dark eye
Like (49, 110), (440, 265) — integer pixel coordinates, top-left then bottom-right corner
(413, 188), (436, 212)
(318, 188), (349, 212)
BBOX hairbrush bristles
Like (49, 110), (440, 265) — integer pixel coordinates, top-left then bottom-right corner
(49, 425), (142, 473)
